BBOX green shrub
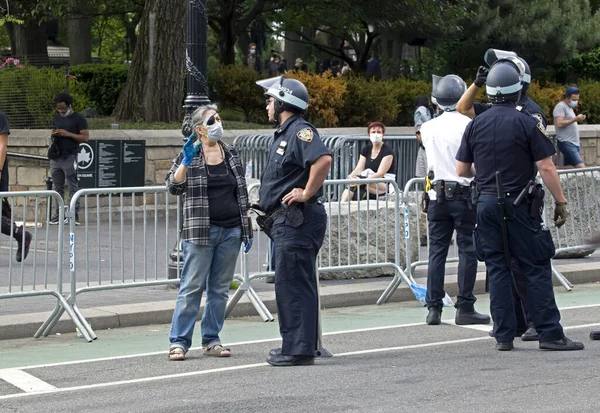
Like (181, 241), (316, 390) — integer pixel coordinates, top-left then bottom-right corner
(337, 76), (399, 127)
(391, 78), (432, 126)
(527, 81), (565, 124)
(575, 80), (600, 124)
(0, 65), (89, 128)
(286, 71), (347, 127)
(208, 65), (265, 123)
(69, 64), (129, 116)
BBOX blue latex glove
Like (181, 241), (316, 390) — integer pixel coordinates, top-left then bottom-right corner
(243, 237), (254, 253)
(182, 134), (199, 166)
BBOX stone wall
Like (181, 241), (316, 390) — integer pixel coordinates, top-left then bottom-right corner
(7, 125), (600, 191)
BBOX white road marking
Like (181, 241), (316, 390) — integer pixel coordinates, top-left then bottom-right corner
(0, 369), (57, 393)
(0, 320), (598, 401)
(17, 322), (427, 371)
(446, 322), (491, 332)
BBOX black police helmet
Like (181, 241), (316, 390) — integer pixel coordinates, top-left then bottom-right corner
(486, 60), (523, 104)
(432, 74), (467, 111)
(256, 76), (309, 112)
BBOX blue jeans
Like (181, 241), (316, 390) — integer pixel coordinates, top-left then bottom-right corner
(169, 225), (242, 351)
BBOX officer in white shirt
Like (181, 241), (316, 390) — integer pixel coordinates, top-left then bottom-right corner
(420, 74), (491, 326)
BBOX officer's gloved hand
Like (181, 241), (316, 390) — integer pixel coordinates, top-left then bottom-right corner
(243, 237), (254, 253)
(554, 202), (568, 228)
(182, 134), (199, 166)
(474, 66), (489, 88)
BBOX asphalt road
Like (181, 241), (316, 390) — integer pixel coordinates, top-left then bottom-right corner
(1, 284), (599, 412)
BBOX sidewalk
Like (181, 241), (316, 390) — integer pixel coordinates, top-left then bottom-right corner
(1, 253), (600, 340)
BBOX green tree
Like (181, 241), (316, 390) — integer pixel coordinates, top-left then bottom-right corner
(427, 0), (600, 79)
(274, 0), (474, 72)
(208, 0), (279, 65)
(113, 0), (186, 122)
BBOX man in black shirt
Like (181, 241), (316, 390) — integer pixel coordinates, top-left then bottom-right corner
(49, 93), (89, 225)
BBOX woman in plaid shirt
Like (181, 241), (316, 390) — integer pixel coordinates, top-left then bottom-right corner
(166, 105), (252, 361)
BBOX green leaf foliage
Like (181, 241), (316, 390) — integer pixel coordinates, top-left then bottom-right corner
(337, 76), (399, 127)
(69, 64), (130, 116)
(208, 64), (266, 123)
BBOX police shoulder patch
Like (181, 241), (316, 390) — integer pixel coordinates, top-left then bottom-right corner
(531, 112), (543, 123)
(536, 121), (549, 138)
(296, 127), (314, 142)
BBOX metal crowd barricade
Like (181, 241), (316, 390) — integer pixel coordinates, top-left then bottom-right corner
(377, 178), (459, 304)
(0, 190), (90, 340)
(331, 135), (419, 186)
(543, 166), (600, 290)
(38, 186), (181, 342)
(225, 178), (414, 319)
(233, 134), (354, 183)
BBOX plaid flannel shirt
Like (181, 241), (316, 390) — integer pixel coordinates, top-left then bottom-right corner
(166, 142), (251, 246)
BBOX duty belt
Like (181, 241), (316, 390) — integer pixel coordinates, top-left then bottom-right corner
(432, 181), (470, 194)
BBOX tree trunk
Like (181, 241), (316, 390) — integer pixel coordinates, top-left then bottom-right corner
(68, 3), (93, 65)
(218, 18), (236, 65)
(113, 0), (186, 122)
(13, 20), (50, 66)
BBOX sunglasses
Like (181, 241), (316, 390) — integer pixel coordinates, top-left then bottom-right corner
(203, 113), (222, 127)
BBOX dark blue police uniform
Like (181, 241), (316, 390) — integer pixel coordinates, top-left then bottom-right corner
(473, 98), (547, 334)
(259, 115), (330, 356)
(456, 103), (564, 344)
(474, 97), (548, 127)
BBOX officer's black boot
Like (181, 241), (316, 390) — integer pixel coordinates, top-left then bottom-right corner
(539, 336), (584, 351)
(520, 325), (539, 341)
(455, 304), (491, 325)
(426, 307), (442, 325)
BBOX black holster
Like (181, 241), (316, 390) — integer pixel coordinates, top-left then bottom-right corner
(529, 184), (545, 219)
(434, 180), (445, 204)
(469, 182), (479, 209)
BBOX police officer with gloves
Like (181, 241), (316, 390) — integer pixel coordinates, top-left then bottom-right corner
(420, 74), (491, 326)
(457, 52), (545, 342)
(255, 76), (332, 366)
(457, 51), (547, 127)
(455, 59), (584, 351)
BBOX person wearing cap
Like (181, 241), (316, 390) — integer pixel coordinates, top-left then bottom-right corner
(420, 74), (491, 326)
(553, 86), (586, 168)
(255, 76), (332, 366)
(456, 58), (583, 352)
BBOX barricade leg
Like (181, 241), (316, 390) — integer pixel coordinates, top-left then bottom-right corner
(315, 264), (332, 358)
(225, 250), (274, 322)
(246, 287), (274, 322)
(552, 264), (573, 291)
(35, 295), (94, 342)
(377, 275), (403, 305)
(72, 304), (98, 340)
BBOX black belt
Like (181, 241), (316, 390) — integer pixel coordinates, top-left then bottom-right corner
(432, 181), (471, 194)
(480, 191), (518, 197)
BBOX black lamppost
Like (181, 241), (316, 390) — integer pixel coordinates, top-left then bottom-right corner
(181, 0), (211, 137)
(168, 0), (211, 279)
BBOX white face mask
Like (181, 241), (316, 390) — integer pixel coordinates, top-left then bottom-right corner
(369, 132), (383, 143)
(60, 107), (72, 117)
(568, 100), (578, 108)
(206, 119), (223, 142)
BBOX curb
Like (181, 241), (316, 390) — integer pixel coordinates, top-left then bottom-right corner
(1, 266), (599, 341)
